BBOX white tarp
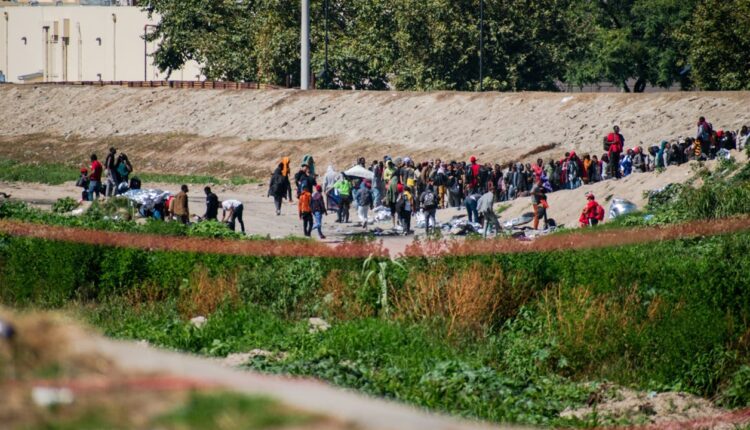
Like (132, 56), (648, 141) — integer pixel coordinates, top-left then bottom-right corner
(344, 165), (375, 181)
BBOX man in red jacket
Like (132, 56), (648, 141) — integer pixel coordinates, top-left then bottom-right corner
(88, 154), (103, 201)
(607, 126), (624, 179)
(579, 193), (605, 227)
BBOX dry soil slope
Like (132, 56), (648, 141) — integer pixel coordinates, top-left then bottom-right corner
(1, 85), (748, 168)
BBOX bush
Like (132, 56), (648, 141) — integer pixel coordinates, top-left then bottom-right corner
(51, 197), (79, 214)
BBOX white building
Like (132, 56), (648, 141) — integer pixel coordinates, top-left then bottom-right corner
(0, 3), (201, 83)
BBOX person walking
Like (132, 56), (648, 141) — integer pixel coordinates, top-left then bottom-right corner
(357, 180), (373, 229)
(203, 186), (219, 221)
(311, 185), (327, 239)
(530, 177), (548, 230)
(269, 162), (292, 215)
(88, 154), (103, 201)
(477, 183), (500, 238)
(385, 174), (400, 228)
(397, 185), (414, 235)
(221, 198), (245, 233)
(334, 175), (352, 223)
(420, 183), (438, 234)
(298, 185), (313, 237)
(104, 147), (118, 197)
(173, 185), (190, 225)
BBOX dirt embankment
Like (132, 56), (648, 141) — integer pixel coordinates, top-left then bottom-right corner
(1, 85), (748, 178)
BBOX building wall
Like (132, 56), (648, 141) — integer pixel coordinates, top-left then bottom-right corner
(0, 5), (200, 82)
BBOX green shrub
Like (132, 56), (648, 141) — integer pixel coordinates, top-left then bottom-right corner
(719, 365), (750, 408)
(51, 197), (79, 214)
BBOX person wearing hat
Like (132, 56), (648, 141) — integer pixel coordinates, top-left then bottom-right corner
(579, 193), (605, 227)
(397, 185), (414, 235)
(333, 174), (352, 223)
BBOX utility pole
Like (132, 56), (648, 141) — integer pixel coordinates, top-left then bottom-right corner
(300, 0), (310, 90)
(479, 0), (484, 91)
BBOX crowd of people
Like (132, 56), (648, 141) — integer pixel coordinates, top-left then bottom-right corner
(267, 118), (749, 237)
(73, 117), (748, 238)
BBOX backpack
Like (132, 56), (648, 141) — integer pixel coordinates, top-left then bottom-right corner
(422, 190), (436, 208)
(568, 160), (579, 179)
(129, 177), (141, 190)
(595, 203), (605, 221)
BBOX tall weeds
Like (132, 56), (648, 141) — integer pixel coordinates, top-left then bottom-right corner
(176, 267), (240, 318)
(392, 263), (534, 337)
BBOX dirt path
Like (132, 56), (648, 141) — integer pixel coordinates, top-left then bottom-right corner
(69, 332), (509, 430)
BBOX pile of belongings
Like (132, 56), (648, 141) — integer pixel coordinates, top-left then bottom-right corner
(608, 198), (638, 219)
(122, 189), (171, 219)
(502, 212), (535, 229)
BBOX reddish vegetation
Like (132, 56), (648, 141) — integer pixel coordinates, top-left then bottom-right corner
(0, 220), (388, 258)
(404, 216), (750, 258)
(0, 217), (749, 258)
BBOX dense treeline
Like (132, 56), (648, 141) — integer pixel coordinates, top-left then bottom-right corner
(143, 0), (750, 91)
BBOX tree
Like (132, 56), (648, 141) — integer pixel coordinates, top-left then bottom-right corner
(565, 0), (696, 92)
(143, 0), (258, 81)
(687, 0), (750, 90)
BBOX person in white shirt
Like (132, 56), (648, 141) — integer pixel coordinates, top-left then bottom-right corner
(221, 199), (245, 233)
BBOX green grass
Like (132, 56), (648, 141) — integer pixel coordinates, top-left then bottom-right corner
(0, 159), (258, 186)
(156, 392), (315, 430)
(0, 159), (76, 185)
(23, 392), (314, 430)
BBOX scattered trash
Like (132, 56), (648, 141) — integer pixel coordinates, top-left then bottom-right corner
(415, 210), (426, 228)
(0, 319), (15, 340)
(373, 206), (392, 222)
(503, 212), (534, 229)
(32, 387), (74, 407)
(222, 349), (288, 367)
(717, 148), (732, 160)
(308, 317), (331, 333)
(189, 316), (207, 328)
(609, 198), (638, 219)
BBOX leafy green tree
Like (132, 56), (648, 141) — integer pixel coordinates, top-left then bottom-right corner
(566, 0), (696, 92)
(687, 0), (750, 90)
(143, 0), (258, 81)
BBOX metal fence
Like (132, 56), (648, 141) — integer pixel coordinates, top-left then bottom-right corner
(29, 80), (281, 90)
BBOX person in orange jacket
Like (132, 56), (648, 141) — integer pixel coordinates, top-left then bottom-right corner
(298, 185), (313, 237)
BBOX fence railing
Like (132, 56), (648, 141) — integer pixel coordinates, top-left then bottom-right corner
(28, 80), (281, 90)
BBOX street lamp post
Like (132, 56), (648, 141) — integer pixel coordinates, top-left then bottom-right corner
(479, 0), (484, 91)
(301, 0), (311, 90)
(324, 0), (329, 77)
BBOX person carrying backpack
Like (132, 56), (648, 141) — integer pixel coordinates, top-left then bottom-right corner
(357, 180), (373, 229)
(396, 185), (414, 235)
(579, 193), (605, 227)
(697, 116), (712, 142)
(420, 184), (438, 234)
